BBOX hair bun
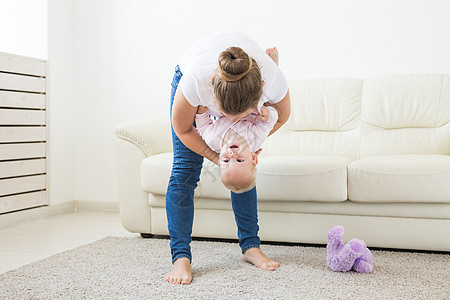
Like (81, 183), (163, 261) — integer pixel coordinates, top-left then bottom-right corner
(218, 47), (253, 82)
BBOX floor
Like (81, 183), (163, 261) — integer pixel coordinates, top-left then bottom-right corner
(1, 210), (446, 275)
(0, 210), (139, 274)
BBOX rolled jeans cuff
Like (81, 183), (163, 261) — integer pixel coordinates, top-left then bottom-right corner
(241, 244), (261, 254)
(172, 254), (192, 264)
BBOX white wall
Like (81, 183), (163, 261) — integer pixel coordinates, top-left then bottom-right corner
(0, 0), (47, 59)
(47, 0), (450, 204)
(47, 0), (75, 205)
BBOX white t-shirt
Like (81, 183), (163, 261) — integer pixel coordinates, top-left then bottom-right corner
(178, 31), (289, 117)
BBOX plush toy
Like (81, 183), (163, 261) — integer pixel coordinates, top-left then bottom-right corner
(326, 225), (373, 273)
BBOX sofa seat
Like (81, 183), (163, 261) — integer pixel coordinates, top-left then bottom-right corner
(348, 154), (450, 203)
(147, 194), (450, 219)
(141, 153), (352, 202)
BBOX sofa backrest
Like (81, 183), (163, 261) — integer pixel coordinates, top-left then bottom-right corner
(264, 78), (363, 160)
(360, 74), (450, 157)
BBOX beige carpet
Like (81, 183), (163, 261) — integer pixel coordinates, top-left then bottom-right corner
(1, 236), (449, 299)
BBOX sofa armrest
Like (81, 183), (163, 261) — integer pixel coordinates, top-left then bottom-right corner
(114, 116), (172, 157)
(114, 116), (171, 233)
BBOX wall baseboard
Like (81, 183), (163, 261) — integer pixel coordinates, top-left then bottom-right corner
(0, 202), (74, 229)
(0, 201), (119, 229)
(74, 200), (119, 213)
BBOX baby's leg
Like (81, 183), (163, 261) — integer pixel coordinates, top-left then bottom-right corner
(265, 47), (279, 66)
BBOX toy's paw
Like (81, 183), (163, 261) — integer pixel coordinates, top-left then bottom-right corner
(353, 258), (373, 273)
(352, 246), (373, 273)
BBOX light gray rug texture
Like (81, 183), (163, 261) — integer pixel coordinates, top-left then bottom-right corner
(0, 236), (449, 299)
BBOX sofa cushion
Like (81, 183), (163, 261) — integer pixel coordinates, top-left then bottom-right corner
(360, 74), (450, 157)
(256, 155), (351, 202)
(141, 153), (173, 196)
(348, 154), (450, 203)
(141, 153), (351, 202)
(286, 78), (362, 132)
(270, 78), (363, 160)
(141, 153), (232, 200)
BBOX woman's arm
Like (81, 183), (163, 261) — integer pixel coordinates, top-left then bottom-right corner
(265, 89), (291, 136)
(172, 88), (220, 164)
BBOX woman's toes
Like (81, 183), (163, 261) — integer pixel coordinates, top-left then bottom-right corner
(269, 262), (279, 270)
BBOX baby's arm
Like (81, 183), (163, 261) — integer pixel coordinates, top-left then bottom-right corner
(195, 106), (213, 134)
(251, 106), (278, 149)
(195, 108), (232, 151)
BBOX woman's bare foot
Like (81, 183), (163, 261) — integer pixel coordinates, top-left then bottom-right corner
(266, 47), (279, 66)
(242, 247), (280, 271)
(165, 257), (192, 285)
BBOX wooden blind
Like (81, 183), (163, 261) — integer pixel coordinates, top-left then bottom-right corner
(0, 52), (48, 214)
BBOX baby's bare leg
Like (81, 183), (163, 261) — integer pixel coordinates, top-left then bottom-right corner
(265, 47), (279, 66)
(242, 247), (280, 271)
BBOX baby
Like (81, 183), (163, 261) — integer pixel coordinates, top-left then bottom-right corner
(195, 105), (278, 193)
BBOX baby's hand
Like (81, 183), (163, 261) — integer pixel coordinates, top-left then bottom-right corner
(197, 105), (208, 114)
(257, 106), (270, 122)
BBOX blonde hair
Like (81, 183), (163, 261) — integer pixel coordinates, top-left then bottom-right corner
(213, 47), (263, 115)
(221, 166), (257, 194)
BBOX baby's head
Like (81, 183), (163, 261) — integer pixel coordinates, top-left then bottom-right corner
(219, 138), (258, 193)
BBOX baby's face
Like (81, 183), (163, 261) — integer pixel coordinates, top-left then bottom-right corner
(219, 138), (257, 178)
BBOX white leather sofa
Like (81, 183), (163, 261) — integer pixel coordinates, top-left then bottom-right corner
(114, 74), (450, 251)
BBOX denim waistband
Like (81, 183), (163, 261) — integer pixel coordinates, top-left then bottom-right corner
(171, 65), (183, 88)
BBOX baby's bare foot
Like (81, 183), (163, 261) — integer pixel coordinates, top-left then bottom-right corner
(197, 105), (208, 114)
(165, 257), (192, 285)
(242, 247), (279, 271)
(266, 47), (279, 66)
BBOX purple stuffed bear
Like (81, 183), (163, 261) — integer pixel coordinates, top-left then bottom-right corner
(326, 225), (373, 273)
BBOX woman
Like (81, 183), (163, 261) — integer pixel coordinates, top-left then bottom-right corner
(166, 31), (290, 285)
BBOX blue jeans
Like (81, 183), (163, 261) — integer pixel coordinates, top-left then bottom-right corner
(166, 65), (261, 263)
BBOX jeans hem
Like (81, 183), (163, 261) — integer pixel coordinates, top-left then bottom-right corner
(241, 244), (261, 254)
(172, 254), (192, 264)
